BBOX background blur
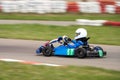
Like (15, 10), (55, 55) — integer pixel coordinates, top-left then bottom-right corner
(0, 0), (120, 14)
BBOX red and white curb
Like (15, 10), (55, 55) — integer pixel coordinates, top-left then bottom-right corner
(0, 58), (62, 67)
(76, 19), (120, 26)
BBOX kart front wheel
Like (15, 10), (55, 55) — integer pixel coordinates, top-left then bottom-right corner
(75, 48), (87, 58)
(94, 46), (104, 58)
(42, 45), (53, 56)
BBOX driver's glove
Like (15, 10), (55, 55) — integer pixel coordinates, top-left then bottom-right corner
(68, 38), (72, 41)
(64, 42), (68, 45)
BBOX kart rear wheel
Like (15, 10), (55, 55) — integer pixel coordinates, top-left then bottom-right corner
(42, 45), (53, 56)
(75, 48), (87, 58)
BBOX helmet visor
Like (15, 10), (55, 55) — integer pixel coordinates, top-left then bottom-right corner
(75, 33), (80, 36)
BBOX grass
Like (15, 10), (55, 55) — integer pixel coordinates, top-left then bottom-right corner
(0, 61), (120, 80)
(0, 13), (120, 21)
(0, 24), (120, 45)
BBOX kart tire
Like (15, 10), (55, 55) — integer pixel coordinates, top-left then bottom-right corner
(75, 48), (87, 58)
(94, 46), (104, 58)
(43, 45), (53, 56)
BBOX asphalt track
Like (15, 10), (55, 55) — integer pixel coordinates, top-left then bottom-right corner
(0, 20), (75, 26)
(0, 38), (120, 71)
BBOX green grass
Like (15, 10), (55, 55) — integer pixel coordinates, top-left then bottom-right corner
(0, 24), (120, 45)
(0, 13), (120, 21)
(0, 61), (120, 80)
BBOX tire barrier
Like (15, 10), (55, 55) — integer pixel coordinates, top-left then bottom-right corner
(76, 19), (120, 27)
(77, 2), (101, 13)
(0, 0), (120, 14)
(105, 5), (115, 14)
(0, 0), (67, 14)
(98, 0), (115, 13)
(115, 6), (120, 14)
(0, 5), (1, 12)
(67, 2), (79, 13)
(50, 1), (67, 13)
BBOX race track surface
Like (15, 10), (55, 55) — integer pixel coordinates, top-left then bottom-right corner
(0, 38), (120, 71)
(0, 20), (75, 26)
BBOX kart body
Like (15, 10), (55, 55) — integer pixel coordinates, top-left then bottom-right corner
(36, 37), (107, 58)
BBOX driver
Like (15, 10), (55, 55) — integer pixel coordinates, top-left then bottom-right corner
(48, 28), (88, 48)
(66, 28), (87, 48)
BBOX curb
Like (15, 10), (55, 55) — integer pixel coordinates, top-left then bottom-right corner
(0, 58), (62, 67)
(76, 19), (120, 26)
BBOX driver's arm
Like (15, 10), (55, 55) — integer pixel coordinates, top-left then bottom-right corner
(67, 40), (83, 48)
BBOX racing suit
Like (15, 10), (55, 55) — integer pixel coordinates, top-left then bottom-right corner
(67, 40), (83, 48)
(49, 37), (84, 48)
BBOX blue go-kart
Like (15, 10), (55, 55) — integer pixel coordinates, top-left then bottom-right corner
(36, 37), (107, 58)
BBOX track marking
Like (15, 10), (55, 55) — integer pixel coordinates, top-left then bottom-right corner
(0, 58), (62, 67)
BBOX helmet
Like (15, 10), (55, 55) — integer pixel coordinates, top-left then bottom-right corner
(62, 35), (68, 42)
(74, 28), (87, 40)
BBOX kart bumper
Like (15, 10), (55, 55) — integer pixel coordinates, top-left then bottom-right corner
(87, 51), (107, 57)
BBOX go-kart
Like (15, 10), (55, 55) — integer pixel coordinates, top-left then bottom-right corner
(36, 37), (107, 58)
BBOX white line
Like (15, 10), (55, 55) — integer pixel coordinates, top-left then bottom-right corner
(0, 58), (23, 62)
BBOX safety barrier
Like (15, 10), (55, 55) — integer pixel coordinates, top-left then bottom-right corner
(0, 5), (1, 12)
(115, 6), (120, 14)
(67, 2), (79, 13)
(0, 0), (67, 13)
(50, 1), (67, 13)
(0, 0), (120, 14)
(77, 2), (101, 13)
(98, 0), (115, 13)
